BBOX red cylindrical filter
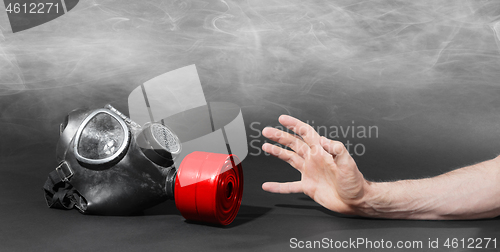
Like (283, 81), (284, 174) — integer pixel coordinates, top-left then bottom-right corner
(175, 151), (243, 225)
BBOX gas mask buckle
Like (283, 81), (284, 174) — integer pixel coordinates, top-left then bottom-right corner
(55, 161), (73, 182)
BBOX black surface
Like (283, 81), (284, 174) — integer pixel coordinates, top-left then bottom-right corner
(2, 0), (500, 251)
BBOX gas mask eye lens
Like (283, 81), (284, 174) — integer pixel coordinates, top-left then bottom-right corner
(77, 113), (125, 159)
(74, 109), (130, 165)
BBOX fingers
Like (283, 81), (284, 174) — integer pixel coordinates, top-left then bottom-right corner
(262, 181), (303, 194)
(279, 115), (321, 147)
(262, 143), (305, 172)
(320, 136), (345, 156)
(320, 136), (351, 166)
(262, 127), (310, 157)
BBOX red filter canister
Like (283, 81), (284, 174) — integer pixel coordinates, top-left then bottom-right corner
(175, 151), (243, 225)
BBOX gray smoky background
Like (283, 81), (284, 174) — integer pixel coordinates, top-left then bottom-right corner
(2, 0), (500, 181)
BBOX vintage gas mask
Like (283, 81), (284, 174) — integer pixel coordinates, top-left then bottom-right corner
(44, 104), (244, 225)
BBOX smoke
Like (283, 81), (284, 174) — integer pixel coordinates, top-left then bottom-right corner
(2, 0), (499, 93)
(1, 0), (500, 160)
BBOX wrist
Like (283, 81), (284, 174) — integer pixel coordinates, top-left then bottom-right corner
(352, 180), (428, 219)
(350, 180), (387, 218)
(347, 180), (390, 218)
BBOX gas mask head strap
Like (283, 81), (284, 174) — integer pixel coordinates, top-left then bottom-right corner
(43, 161), (87, 212)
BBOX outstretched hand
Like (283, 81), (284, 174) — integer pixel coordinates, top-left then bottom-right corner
(262, 115), (371, 215)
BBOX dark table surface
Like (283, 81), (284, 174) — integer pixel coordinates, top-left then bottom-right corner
(2, 0), (500, 251)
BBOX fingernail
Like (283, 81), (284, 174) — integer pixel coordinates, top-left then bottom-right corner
(279, 114), (290, 122)
(262, 127), (271, 134)
(334, 143), (344, 155)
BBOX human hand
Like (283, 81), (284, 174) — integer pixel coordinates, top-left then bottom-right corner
(261, 115), (371, 215)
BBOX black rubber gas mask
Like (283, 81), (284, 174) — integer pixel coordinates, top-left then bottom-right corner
(44, 104), (179, 214)
(44, 103), (244, 225)
(44, 65), (247, 225)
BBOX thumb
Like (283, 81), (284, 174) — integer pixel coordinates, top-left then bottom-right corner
(320, 137), (351, 166)
(320, 136), (346, 156)
(320, 137), (365, 201)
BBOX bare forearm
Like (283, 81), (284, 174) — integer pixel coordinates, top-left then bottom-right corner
(356, 156), (500, 220)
